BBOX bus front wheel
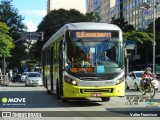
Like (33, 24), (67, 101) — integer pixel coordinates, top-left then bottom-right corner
(101, 97), (110, 102)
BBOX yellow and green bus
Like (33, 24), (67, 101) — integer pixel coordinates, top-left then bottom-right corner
(42, 22), (125, 102)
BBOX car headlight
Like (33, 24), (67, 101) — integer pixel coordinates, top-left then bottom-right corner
(64, 76), (77, 86)
(116, 76), (125, 85)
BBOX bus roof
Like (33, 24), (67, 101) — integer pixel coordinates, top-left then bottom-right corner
(42, 22), (122, 50)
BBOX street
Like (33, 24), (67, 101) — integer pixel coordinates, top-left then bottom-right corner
(0, 82), (160, 120)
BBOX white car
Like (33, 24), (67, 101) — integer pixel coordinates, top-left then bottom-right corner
(125, 71), (159, 91)
(21, 72), (28, 82)
(25, 72), (43, 87)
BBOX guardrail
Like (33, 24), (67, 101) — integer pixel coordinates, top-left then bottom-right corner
(0, 75), (9, 86)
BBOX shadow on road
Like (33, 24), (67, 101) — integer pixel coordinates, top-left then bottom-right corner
(0, 89), (102, 108)
(125, 89), (141, 93)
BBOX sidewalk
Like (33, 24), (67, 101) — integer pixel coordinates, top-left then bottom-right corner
(0, 75), (22, 87)
(0, 81), (25, 87)
(0, 75), (9, 86)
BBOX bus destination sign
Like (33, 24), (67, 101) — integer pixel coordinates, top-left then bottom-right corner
(70, 31), (119, 38)
(76, 32), (111, 38)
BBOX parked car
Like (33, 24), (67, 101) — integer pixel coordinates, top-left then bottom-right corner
(21, 72), (28, 82)
(155, 72), (160, 80)
(25, 72), (43, 87)
(125, 71), (159, 91)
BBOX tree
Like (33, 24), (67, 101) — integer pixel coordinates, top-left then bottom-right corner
(34, 9), (96, 61)
(85, 12), (101, 22)
(0, 22), (14, 57)
(37, 9), (88, 40)
(123, 31), (153, 43)
(0, 0), (26, 34)
(146, 17), (160, 45)
(0, 0), (27, 68)
(147, 17), (160, 32)
(111, 17), (155, 66)
(123, 30), (154, 66)
(110, 17), (135, 32)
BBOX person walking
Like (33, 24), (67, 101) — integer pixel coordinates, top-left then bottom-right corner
(13, 71), (17, 82)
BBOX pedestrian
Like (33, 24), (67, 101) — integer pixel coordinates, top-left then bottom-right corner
(13, 72), (17, 82)
(8, 69), (13, 82)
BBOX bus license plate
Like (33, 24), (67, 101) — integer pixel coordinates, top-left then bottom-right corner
(91, 93), (101, 97)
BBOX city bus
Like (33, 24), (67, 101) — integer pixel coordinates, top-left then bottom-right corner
(41, 22), (125, 102)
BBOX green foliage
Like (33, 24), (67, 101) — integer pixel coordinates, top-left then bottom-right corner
(111, 17), (154, 65)
(110, 17), (153, 44)
(147, 17), (160, 32)
(0, 0), (26, 33)
(0, 0), (27, 68)
(146, 17), (160, 62)
(146, 17), (160, 44)
(110, 17), (135, 32)
(0, 22), (14, 57)
(38, 9), (87, 40)
(34, 9), (97, 61)
(123, 31), (153, 44)
(85, 12), (101, 22)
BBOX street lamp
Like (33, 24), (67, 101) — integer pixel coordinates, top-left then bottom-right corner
(152, 0), (159, 74)
(139, 2), (151, 31)
(139, 1), (158, 74)
(153, 0), (155, 74)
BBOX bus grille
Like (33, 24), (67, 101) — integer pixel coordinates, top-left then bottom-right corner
(80, 88), (113, 93)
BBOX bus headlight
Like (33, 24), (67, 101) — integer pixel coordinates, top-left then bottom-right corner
(116, 76), (124, 85)
(71, 80), (77, 85)
(64, 76), (77, 86)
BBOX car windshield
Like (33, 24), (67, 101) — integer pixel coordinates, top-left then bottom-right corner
(28, 73), (41, 77)
(65, 32), (124, 75)
(135, 72), (143, 78)
(22, 72), (28, 75)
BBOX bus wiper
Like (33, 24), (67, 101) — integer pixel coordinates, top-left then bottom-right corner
(105, 39), (110, 43)
(77, 39), (84, 45)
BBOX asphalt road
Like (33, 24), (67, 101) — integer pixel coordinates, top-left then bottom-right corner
(0, 82), (160, 120)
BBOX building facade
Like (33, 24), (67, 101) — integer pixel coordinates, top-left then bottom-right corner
(86, 0), (94, 13)
(115, 0), (123, 19)
(47, 0), (86, 14)
(100, 0), (116, 23)
(86, 0), (160, 30)
(93, 0), (100, 14)
(86, 0), (100, 15)
(123, 0), (160, 30)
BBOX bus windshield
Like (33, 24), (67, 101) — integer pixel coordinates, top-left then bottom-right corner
(65, 31), (124, 74)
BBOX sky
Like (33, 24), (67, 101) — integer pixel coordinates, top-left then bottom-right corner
(11, 0), (47, 32)
(11, 0), (86, 32)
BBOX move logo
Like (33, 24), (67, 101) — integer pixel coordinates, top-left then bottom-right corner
(2, 97), (8, 104)
(1, 97), (26, 104)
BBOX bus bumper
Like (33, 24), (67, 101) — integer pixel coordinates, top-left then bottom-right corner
(63, 81), (125, 98)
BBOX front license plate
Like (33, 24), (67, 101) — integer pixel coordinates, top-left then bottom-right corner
(91, 93), (101, 97)
(32, 81), (36, 83)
